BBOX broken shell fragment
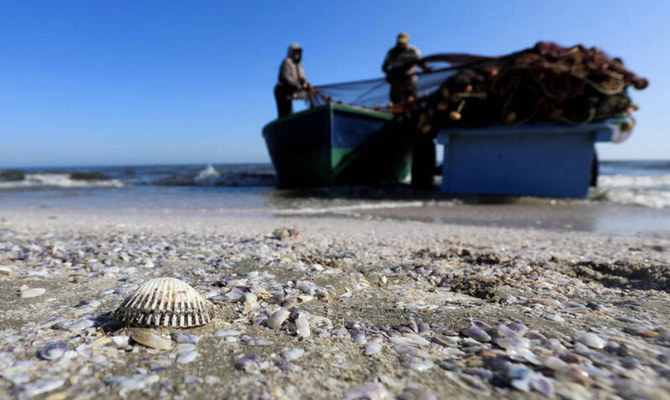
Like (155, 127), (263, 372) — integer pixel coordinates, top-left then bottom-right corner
(112, 277), (212, 328)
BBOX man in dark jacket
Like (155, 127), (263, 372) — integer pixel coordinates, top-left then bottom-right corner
(381, 32), (430, 107)
(274, 43), (310, 118)
(383, 33), (435, 188)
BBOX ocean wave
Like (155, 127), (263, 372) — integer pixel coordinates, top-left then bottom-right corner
(591, 187), (670, 208)
(272, 201), (428, 215)
(0, 172), (124, 189)
(194, 165), (220, 186)
(154, 165), (276, 187)
(598, 174), (670, 190)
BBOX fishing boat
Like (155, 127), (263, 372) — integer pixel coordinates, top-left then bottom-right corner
(262, 103), (413, 188)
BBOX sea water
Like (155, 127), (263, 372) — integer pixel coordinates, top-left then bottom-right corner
(1, 161), (669, 237)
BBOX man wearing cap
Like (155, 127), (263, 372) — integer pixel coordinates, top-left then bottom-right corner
(382, 32), (430, 108)
(274, 43), (310, 118)
(383, 33), (435, 188)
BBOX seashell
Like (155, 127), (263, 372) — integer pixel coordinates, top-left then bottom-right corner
(171, 332), (200, 344)
(415, 320), (430, 334)
(306, 314), (332, 330)
(295, 315), (311, 338)
(18, 379), (65, 399)
(555, 365), (589, 385)
(91, 337), (112, 348)
(540, 355), (570, 371)
(112, 277), (212, 328)
(514, 348), (542, 365)
(278, 361), (300, 372)
(542, 313), (564, 322)
(175, 350), (198, 364)
(507, 321), (528, 337)
(69, 318), (95, 333)
(174, 343), (197, 353)
(266, 307), (290, 329)
(562, 302), (587, 313)
(471, 320), (493, 332)
(241, 336), (273, 346)
(436, 359), (458, 371)
(576, 332), (606, 349)
(461, 326), (491, 343)
(530, 375), (555, 396)
(495, 337), (530, 350)
(20, 287), (46, 299)
(506, 364), (533, 391)
(343, 383), (390, 400)
(586, 300), (606, 311)
(184, 376), (204, 385)
(398, 386), (437, 400)
(234, 354), (260, 371)
(37, 342), (67, 361)
(281, 348), (305, 361)
(390, 333), (431, 347)
(72, 299), (101, 315)
(364, 339), (383, 356)
(351, 330), (367, 346)
(243, 293), (259, 314)
(525, 330), (547, 341)
(129, 329), (172, 350)
(497, 324), (518, 338)
(106, 374), (160, 393)
(297, 294), (314, 303)
(111, 336), (131, 348)
(621, 356), (642, 370)
(443, 371), (491, 396)
(214, 329), (240, 337)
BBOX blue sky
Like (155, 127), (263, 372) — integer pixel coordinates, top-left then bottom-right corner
(1, 0), (667, 167)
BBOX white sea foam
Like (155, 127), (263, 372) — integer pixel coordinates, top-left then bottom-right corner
(598, 174), (670, 190)
(194, 165), (220, 186)
(592, 188), (670, 209)
(273, 201), (429, 215)
(0, 173), (123, 189)
(593, 174), (670, 208)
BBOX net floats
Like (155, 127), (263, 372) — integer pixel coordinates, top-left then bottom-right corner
(112, 277), (212, 328)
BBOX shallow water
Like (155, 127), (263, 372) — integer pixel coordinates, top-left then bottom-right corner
(1, 161), (670, 238)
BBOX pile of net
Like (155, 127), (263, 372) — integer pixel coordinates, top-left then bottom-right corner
(313, 41), (648, 136)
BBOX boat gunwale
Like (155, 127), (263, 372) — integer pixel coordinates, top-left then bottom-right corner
(262, 103), (394, 135)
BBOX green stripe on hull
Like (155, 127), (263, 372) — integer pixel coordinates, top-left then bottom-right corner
(331, 147), (411, 185)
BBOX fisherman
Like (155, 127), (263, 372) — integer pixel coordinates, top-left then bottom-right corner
(382, 33), (435, 189)
(274, 43), (311, 118)
(381, 32), (431, 109)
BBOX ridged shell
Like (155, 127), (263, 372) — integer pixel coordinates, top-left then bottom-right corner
(112, 277), (212, 328)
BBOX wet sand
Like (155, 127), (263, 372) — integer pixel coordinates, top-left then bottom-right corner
(1, 208), (670, 399)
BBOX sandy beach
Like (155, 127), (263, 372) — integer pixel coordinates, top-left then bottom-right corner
(1, 207), (670, 399)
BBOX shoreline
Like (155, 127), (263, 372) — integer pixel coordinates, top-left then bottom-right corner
(1, 209), (669, 399)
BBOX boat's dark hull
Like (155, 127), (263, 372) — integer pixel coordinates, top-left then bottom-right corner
(262, 104), (413, 187)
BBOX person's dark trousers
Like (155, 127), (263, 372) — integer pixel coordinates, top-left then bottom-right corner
(274, 85), (293, 118)
(390, 76), (418, 105)
(589, 151), (599, 187)
(411, 134), (435, 189)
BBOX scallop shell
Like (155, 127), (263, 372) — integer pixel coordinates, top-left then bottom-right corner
(112, 277), (212, 328)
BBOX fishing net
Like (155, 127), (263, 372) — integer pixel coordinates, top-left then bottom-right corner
(310, 67), (461, 111)
(310, 42), (648, 136)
